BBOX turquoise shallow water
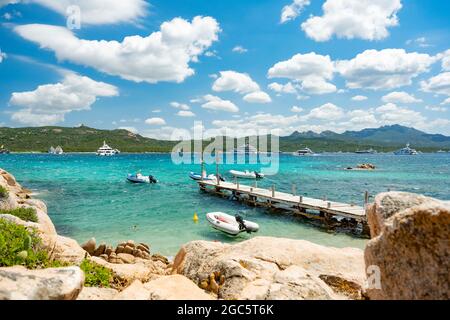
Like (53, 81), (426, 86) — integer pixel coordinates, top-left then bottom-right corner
(1, 153), (449, 256)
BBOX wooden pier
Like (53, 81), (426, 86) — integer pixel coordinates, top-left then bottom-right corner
(198, 179), (369, 235)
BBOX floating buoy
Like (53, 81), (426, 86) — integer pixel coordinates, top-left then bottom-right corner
(193, 212), (199, 223)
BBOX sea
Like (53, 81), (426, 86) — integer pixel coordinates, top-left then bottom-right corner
(1, 152), (449, 256)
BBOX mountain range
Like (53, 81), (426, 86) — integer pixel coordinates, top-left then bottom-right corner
(0, 124), (449, 153)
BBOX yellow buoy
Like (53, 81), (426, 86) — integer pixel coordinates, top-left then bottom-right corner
(193, 212), (199, 223)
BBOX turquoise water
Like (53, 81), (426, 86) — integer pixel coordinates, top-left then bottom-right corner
(1, 153), (449, 256)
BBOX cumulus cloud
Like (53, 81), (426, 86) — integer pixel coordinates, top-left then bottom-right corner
(375, 103), (425, 126)
(0, 49), (5, 62)
(243, 91), (272, 104)
(170, 102), (190, 110)
(441, 97), (450, 105)
(145, 117), (166, 125)
(201, 94), (239, 113)
(212, 71), (260, 94)
(425, 106), (447, 112)
(268, 52), (336, 95)
(382, 91), (422, 104)
(336, 49), (436, 90)
(420, 72), (450, 96)
(351, 95), (368, 101)
(232, 46), (248, 54)
(280, 0), (310, 24)
(440, 49), (450, 71)
(176, 110), (195, 117)
(306, 103), (344, 120)
(9, 73), (118, 126)
(268, 82), (297, 95)
(291, 106), (303, 113)
(15, 16), (221, 84)
(2, 0), (148, 25)
(301, 0), (402, 42)
(406, 37), (431, 48)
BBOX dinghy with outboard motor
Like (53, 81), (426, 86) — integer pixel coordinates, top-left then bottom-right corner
(189, 172), (225, 181)
(127, 173), (158, 184)
(229, 170), (264, 179)
(206, 212), (259, 236)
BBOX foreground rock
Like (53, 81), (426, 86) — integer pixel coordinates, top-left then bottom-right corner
(365, 192), (450, 300)
(77, 287), (119, 300)
(173, 237), (365, 300)
(144, 275), (214, 300)
(0, 266), (84, 300)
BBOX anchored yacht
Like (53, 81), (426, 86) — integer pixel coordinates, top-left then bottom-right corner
(96, 141), (120, 156)
(394, 144), (418, 155)
(293, 147), (314, 156)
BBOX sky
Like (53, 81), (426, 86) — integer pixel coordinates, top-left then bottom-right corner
(0, 0), (449, 140)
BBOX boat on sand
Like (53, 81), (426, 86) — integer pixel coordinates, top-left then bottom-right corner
(206, 212), (259, 236)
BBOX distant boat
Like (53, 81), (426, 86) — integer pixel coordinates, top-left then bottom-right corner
(0, 145), (10, 154)
(355, 148), (377, 154)
(394, 144), (418, 155)
(436, 150), (446, 153)
(293, 147), (314, 156)
(97, 141), (120, 156)
(127, 173), (157, 184)
(48, 146), (63, 154)
(189, 172), (224, 181)
(234, 144), (258, 154)
(229, 170), (264, 179)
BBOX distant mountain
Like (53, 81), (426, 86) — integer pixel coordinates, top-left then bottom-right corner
(0, 125), (177, 152)
(0, 124), (448, 153)
(281, 125), (450, 152)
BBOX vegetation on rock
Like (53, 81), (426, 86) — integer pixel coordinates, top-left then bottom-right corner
(0, 185), (8, 198)
(0, 207), (38, 222)
(80, 259), (113, 288)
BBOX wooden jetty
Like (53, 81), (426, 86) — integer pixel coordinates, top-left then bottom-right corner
(198, 179), (369, 235)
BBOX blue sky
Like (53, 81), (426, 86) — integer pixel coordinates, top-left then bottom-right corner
(0, 0), (449, 139)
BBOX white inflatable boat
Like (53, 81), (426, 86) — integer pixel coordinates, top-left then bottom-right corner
(206, 212), (259, 236)
(229, 170), (264, 179)
(127, 173), (158, 184)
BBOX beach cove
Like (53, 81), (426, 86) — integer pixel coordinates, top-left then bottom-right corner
(0, 152), (449, 256)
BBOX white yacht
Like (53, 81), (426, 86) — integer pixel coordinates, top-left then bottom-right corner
(394, 144), (418, 155)
(234, 144), (258, 154)
(48, 146), (63, 154)
(96, 141), (120, 156)
(293, 147), (314, 156)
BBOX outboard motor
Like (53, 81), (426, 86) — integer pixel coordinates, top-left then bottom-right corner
(254, 171), (262, 179)
(149, 175), (157, 183)
(218, 174), (226, 182)
(235, 214), (250, 233)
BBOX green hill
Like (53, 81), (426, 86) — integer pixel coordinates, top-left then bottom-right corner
(0, 124), (449, 153)
(0, 126), (176, 152)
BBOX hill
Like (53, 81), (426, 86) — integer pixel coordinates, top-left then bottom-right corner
(0, 126), (176, 152)
(0, 124), (449, 153)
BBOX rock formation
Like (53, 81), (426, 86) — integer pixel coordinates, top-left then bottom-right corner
(172, 236), (366, 300)
(364, 192), (450, 300)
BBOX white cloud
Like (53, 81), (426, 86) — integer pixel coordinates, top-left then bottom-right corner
(268, 52), (336, 95)
(441, 97), (450, 105)
(152, 109), (162, 113)
(243, 91), (272, 104)
(2, 0), (148, 25)
(145, 117), (166, 126)
(382, 91), (422, 104)
(212, 71), (260, 94)
(119, 126), (138, 134)
(9, 73), (118, 126)
(280, 0), (310, 24)
(301, 0), (402, 42)
(306, 103), (344, 120)
(291, 106), (303, 113)
(0, 49), (5, 62)
(201, 94), (239, 113)
(420, 72), (450, 96)
(268, 82), (297, 94)
(176, 110), (195, 117)
(15, 16), (220, 84)
(440, 50), (450, 71)
(425, 106), (447, 112)
(406, 37), (431, 48)
(337, 49), (436, 90)
(375, 103), (425, 126)
(141, 126), (186, 140)
(232, 46), (248, 54)
(170, 102), (190, 110)
(351, 95), (368, 101)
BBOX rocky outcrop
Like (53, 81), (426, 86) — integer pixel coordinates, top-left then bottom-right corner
(77, 287), (119, 300)
(113, 280), (150, 300)
(0, 266), (84, 300)
(144, 275), (214, 300)
(81, 238), (153, 263)
(364, 192), (450, 300)
(173, 237), (365, 300)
